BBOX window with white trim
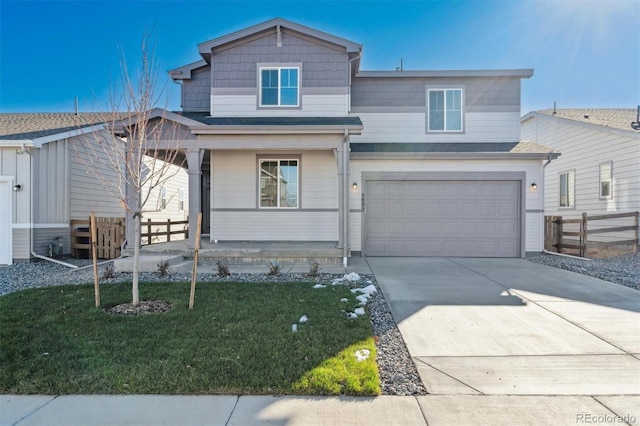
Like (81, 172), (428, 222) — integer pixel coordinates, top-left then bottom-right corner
(260, 67), (299, 107)
(259, 159), (299, 208)
(178, 189), (185, 211)
(160, 187), (167, 210)
(559, 170), (575, 208)
(599, 162), (613, 199)
(428, 88), (463, 132)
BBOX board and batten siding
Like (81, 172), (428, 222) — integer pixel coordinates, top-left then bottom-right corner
(1, 147), (31, 225)
(32, 140), (70, 223)
(349, 159), (543, 253)
(522, 115), (640, 243)
(210, 150), (339, 241)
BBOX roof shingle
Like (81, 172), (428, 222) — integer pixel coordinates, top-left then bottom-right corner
(0, 112), (129, 140)
(535, 108), (639, 133)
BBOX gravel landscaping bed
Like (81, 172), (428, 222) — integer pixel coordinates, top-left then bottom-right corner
(527, 252), (640, 290)
(0, 259), (426, 396)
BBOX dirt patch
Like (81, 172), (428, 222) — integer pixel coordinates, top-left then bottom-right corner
(107, 300), (172, 315)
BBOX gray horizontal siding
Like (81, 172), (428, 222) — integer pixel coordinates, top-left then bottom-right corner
(33, 227), (70, 257)
(351, 76), (520, 112)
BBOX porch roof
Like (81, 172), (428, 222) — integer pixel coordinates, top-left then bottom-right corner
(181, 113), (362, 127)
(182, 113), (363, 135)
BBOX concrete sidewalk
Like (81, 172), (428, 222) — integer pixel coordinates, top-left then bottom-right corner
(3, 394), (638, 426)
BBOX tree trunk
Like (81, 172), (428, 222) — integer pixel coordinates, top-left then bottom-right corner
(132, 214), (141, 306)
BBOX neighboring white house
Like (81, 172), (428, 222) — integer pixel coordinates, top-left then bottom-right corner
(521, 108), (640, 247)
(0, 113), (189, 264)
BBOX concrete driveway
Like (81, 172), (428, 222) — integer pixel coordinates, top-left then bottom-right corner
(368, 257), (640, 395)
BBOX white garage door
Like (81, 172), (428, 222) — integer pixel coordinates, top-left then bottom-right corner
(365, 180), (520, 257)
(0, 180), (12, 264)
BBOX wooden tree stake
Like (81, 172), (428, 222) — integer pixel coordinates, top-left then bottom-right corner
(189, 212), (202, 309)
(91, 211), (100, 307)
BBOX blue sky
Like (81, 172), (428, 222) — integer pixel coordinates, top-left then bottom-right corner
(0, 0), (638, 115)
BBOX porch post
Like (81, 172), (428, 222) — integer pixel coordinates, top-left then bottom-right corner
(186, 148), (204, 247)
(335, 148), (344, 249)
(342, 131), (350, 268)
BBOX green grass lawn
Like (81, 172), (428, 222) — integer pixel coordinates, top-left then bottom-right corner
(0, 281), (379, 396)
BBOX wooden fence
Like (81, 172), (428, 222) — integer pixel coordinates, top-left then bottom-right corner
(71, 217), (125, 259)
(545, 212), (639, 257)
(141, 219), (188, 246)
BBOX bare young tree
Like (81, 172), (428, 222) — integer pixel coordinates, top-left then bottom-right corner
(78, 32), (184, 306)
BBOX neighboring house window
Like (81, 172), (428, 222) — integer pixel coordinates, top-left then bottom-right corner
(428, 88), (463, 132)
(260, 67), (299, 107)
(259, 159), (298, 208)
(559, 170), (575, 208)
(160, 187), (167, 210)
(599, 162), (613, 199)
(178, 189), (184, 211)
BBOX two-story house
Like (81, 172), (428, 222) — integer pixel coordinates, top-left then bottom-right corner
(133, 18), (556, 265)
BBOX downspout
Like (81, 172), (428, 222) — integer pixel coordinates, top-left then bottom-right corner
(26, 143), (78, 269)
(539, 153), (589, 260)
(342, 130), (350, 268)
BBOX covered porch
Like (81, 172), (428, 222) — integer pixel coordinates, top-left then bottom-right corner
(134, 239), (346, 264)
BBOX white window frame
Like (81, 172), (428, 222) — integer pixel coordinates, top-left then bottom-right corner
(559, 170), (575, 209)
(427, 88), (464, 132)
(259, 66), (300, 107)
(258, 158), (299, 209)
(599, 162), (613, 200)
(160, 187), (167, 210)
(178, 189), (185, 211)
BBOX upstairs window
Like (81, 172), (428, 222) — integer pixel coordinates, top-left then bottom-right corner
(428, 88), (463, 132)
(260, 67), (299, 107)
(599, 162), (613, 199)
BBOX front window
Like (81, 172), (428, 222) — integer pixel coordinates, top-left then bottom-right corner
(599, 162), (613, 199)
(259, 159), (298, 208)
(428, 88), (463, 132)
(559, 170), (575, 208)
(260, 67), (299, 107)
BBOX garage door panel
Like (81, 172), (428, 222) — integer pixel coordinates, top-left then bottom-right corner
(365, 180), (520, 257)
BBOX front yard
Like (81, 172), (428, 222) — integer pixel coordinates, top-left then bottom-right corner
(0, 280), (379, 395)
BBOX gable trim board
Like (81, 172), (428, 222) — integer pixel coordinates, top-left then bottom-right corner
(0, 177), (14, 264)
(360, 172), (526, 257)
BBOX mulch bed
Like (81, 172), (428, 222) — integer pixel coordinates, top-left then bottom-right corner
(107, 300), (172, 315)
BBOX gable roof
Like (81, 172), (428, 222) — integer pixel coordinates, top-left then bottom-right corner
(523, 108), (640, 134)
(197, 17), (362, 63)
(0, 113), (130, 145)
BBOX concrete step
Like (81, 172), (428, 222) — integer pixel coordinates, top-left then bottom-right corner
(113, 254), (185, 273)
